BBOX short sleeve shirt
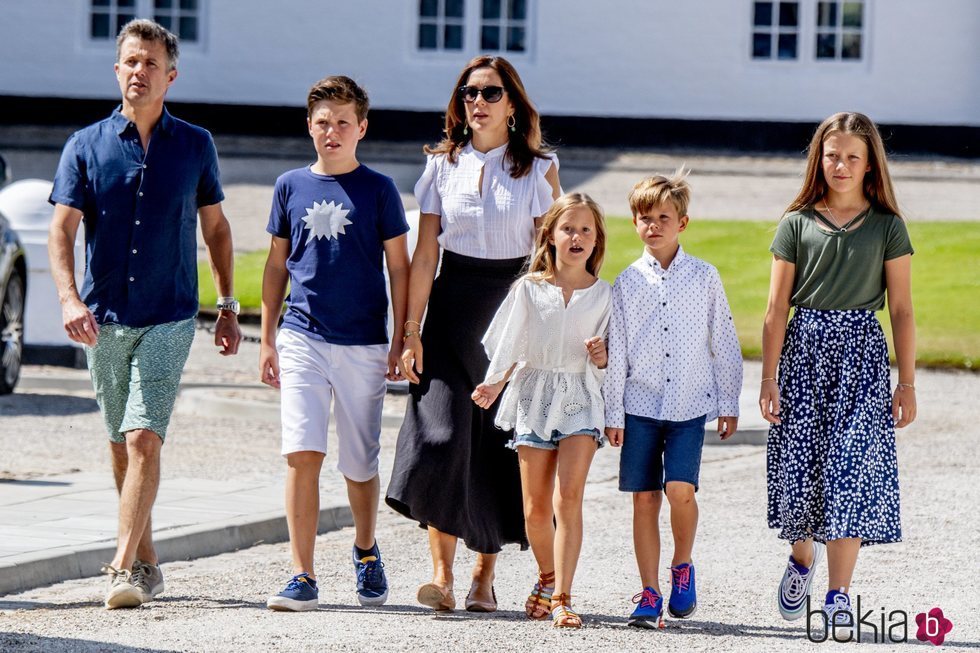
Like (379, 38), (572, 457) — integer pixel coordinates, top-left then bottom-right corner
(267, 165), (409, 345)
(49, 107), (224, 327)
(770, 208), (914, 311)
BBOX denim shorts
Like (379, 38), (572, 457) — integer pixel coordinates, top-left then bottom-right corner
(618, 413), (707, 492)
(508, 428), (604, 451)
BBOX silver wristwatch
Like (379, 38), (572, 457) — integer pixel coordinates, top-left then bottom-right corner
(216, 296), (240, 315)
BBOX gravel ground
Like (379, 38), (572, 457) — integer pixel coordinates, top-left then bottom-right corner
(1, 346), (978, 651)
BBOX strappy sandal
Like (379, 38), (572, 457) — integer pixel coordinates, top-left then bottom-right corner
(525, 570), (555, 620)
(551, 593), (582, 629)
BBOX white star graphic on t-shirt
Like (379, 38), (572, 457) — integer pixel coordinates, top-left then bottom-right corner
(301, 200), (352, 243)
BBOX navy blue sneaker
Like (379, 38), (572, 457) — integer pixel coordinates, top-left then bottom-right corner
(777, 542), (824, 620)
(267, 573), (318, 612)
(667, 562), (697, 618)
(628, 587), (664, 629)
(823, 588), (855, 640)
(353, 545), (389, 606)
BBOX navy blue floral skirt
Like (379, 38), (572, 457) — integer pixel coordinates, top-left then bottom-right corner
(767, 308), (902, 547)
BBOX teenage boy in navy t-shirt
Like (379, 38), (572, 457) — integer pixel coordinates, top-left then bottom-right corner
(261, 76), (410, 611)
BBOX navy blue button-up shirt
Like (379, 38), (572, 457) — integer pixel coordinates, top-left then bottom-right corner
(50, 107), (224, 327)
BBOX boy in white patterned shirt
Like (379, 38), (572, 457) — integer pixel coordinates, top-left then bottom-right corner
(603, 169), (743, 629)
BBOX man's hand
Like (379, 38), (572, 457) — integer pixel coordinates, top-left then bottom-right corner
(605, 427), (624, 447)
(386, 341), (405, 382)
(717, 416), (738, 440)
(471, 381), (505, 409)
(259, 342), (279, 388)
(62, 297), (99, 346)
(214, 312), (241, 356)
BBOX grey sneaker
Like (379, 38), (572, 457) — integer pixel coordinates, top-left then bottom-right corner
(132, 560), (165, 601)
(101, 565), (144, 609)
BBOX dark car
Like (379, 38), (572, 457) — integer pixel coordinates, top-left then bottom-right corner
(0, 153), (26, 393)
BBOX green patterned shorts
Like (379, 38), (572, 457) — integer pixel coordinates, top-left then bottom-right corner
(85, 318), (195, 443)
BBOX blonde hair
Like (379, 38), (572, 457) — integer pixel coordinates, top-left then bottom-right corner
(786, 112), (902, 217)
(629, 167), (692, 217)
(527, 193), (606, 279)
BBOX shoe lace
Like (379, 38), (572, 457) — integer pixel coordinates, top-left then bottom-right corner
(631, 588), (660, 609)
(781, 564), (808, 602)
(285, 574), (311, 592)
(131, 563), (150, 587)
(100, 565), (131, 582)
(671, 566), (691, 592)
(824, 593), (852, 623)
(357, 558), (384, 586)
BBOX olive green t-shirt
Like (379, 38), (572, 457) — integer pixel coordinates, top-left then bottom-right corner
(769, 208), (913, 311)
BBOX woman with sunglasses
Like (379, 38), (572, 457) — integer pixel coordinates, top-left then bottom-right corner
(387, 55), (560, 612)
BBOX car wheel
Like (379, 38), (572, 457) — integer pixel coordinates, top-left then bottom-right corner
(0, 267), (25, 394)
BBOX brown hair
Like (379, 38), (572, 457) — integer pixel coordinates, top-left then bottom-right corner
(425, 55), (551, 178)
(527, 193), (606, 279)
(307, 76), (370, 122)
(116, 19), (179, 71)
(628, 167), (692, 218)
(786, 112), (901, 217)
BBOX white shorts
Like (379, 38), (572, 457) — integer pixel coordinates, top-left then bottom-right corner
(277, 328), (388, 482)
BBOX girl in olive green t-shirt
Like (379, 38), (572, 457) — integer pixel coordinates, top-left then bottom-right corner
(760, 112), (916, 636)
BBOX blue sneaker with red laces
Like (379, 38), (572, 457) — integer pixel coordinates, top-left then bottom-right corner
(667, 562), (697, 618)
(628, 586), (665, 629)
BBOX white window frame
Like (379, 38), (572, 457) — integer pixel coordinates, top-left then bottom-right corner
(815, 0), (865, 61)
(417, 0), (467, 52)
(86, 0), (205, 47)
(479, 0), (530, 55)
(750, 0), (868, 65)
(414, 0), (534, 59)
(750, 1), (801, 61)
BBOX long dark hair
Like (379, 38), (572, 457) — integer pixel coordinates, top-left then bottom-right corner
(424, 55), (551, 178)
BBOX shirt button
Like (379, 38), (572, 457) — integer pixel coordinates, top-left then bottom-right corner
(132, 249), (138, 254)
(129, 277), (135, 282)
(138, 192), (144, 197)
(135, 220), (141, 225)
(142, 164), (147, 169)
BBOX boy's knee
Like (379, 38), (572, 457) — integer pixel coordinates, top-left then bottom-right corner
(632, 491), (663, 512)
(665, 482), (696, 506)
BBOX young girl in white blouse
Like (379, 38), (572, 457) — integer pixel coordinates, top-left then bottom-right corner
(472, 193), (612, 629)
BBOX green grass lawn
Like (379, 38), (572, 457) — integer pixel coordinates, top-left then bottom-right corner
(200, 220), (980, 369)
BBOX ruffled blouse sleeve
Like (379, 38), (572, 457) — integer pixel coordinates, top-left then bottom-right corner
(414, 154), (443, 215)
(529, 153), (560, 219)
(481, 278), (531, 386)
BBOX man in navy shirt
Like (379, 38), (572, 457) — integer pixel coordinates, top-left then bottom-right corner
(48, 19), (241, 609)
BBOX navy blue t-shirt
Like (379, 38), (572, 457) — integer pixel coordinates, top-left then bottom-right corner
(267, 165), (409, 346)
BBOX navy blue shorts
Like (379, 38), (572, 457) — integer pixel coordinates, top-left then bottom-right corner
(619, 413), (707, 492)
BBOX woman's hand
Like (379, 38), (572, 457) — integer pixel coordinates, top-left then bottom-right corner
(760, 378), (781, 424)
(893, 385), (917, 427)
(401, 333), (423, 384)
(471, 381), (505, 409)
(585, 336), (607, 369)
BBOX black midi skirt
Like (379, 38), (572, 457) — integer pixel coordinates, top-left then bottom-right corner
(386, 251), (529, 554)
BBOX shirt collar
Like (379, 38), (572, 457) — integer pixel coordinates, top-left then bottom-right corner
(463, 141), (508, 161)
(111, 105), (176, 136)
(641, 244), (687, 273)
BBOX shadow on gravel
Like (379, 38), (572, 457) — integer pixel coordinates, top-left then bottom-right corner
(0, 478), (71, 486)
(0, 599), (95, 611)
(0, 633), (180, 652)
(152, 595), (267, 609)
(0, 393), (98, 417)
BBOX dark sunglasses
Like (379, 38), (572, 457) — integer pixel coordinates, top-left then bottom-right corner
(458, 85), (506, 103)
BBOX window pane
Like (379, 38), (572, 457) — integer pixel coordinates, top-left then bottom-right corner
(753, 2), (772, 26)
(778, 2), (798, 26)
(816, 1), (836, 27)
(482, 0), (500, 19)
(445, 0), (464, 18)
(116, 13), (135, 32)
(179, 16), (197, 41)
(155, 0), (173, 8)
(842, 2), (862, 27)
(118, 0), (135, 7)
(508, 0), (526, 20)
(180, 0), (198, 9)
(841, 33), (861, 58)
(91, 13), (110, 38)
(506, 25), (525, 51)
(418, 23), (437, 48)
(419, 0), (438, 18)
(777, 33), (797, 59)
(481, 25), (500, 50)
(445, 24), (463, 49)
(816, 32), (836, 58)
(92, 0), (110, 6)
(155, 14), (173, 29)
(752, 32), (772, 58)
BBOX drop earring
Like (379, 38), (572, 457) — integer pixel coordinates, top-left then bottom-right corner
(463, 125), (469, 136)
(507, 114), (516, 133)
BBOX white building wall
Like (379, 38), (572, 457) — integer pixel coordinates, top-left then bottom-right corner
(0, 0), (977, 126)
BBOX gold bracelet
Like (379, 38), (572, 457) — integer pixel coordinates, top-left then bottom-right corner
(404, 320), (422, 331)
(896, 383), (915, 390)
(403, 330), (420, 341)
(761, 377), (777, 383)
